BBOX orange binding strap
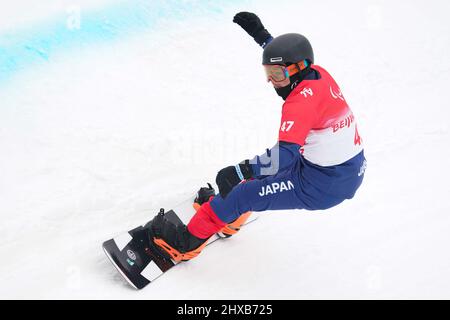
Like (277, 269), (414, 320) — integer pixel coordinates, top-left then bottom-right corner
(153, 237), (209, 262)
(220, 211), (252, 236)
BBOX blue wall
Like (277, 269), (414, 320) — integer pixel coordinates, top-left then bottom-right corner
(0, 0), (245, 84)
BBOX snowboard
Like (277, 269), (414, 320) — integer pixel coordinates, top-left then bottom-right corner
(103, 196), (257, 290)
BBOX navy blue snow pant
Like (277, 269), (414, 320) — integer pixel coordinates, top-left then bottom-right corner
(210, 151), (366, 223)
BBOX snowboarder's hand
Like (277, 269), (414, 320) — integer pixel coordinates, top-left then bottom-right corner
(233, 12), (273, 47)
(216, 161), (253, 198)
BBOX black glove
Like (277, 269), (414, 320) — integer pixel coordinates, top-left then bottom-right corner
(233, 12), (272, 47)
(216, 160), (253, 198)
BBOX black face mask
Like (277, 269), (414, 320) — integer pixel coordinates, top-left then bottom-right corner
(275, 74), (301, 100)
(274, 67), (312, 100)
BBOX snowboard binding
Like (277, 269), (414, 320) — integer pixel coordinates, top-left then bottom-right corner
(193, 183), (252, 238)
(193, 183), (216, 211)
(148, 208), (209, 262)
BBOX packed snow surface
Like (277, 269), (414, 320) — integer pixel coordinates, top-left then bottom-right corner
(0, 0), (449, 299)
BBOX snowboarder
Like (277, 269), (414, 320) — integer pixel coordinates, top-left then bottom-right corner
(150, 12), (367, 262)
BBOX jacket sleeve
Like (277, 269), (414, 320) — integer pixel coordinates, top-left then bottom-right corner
(249, 141), (301, 179)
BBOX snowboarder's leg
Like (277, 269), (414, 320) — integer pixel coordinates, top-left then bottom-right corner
(187, 168), (305, 239)
(150, 202), (226, 262)
(208, 167), (305, 224)
(217, 211), (253, 238)
(152, 168), (304, 261)
(192, 183), (252, 238)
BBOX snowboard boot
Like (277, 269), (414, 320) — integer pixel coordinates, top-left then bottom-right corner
(192, 183), (252, 238)
(149, 209), (209, 262)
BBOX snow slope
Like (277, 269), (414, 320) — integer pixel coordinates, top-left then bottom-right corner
(0, 0), (449, 299)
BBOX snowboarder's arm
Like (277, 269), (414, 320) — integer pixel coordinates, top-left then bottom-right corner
(233, 12), (273, 48)
(216, 160), (253, 198)
(215, 141), (301, 198)
(249, 141), (301, 179)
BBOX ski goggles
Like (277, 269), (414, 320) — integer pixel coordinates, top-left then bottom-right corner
(263, 60), (309, 82)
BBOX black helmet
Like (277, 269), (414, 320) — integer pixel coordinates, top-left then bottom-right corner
(262, 33), (314, 65)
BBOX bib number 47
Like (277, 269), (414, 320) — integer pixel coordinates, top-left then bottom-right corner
(280, 121), (294, 132)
